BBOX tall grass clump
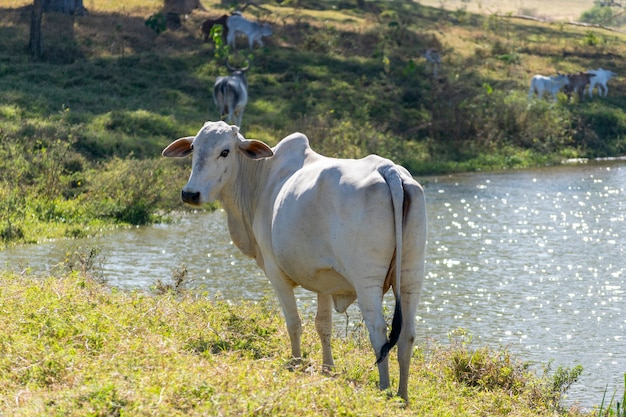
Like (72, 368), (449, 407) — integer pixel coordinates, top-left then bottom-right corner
(598, 375), (626, 417)
(443, 328), (584, 414)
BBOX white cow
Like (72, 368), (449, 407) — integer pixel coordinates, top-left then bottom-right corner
(226, 14), (272, 49)
(162, 121), (427, 401)
(587, 68), (617, 98)
(528, 73), (570, 101)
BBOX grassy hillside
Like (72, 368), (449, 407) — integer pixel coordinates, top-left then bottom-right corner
(1, 0), (625, 243)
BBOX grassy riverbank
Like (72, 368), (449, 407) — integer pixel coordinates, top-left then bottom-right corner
(0, 269), (590, 416)
(1, 0), (626, 244)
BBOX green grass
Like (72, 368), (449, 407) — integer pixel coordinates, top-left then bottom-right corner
(0, 269), (590, 416)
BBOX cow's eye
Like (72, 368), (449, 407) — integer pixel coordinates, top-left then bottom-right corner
(220, 149), (229, 158)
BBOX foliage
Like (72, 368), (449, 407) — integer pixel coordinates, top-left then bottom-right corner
(0, 121), (195, 245)
(541, 361), (585, 409)
(145, 13), (167, 34)
(210, 24), (229, 61)
(580, 6), (626, 27)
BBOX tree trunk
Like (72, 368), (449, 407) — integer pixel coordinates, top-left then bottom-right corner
(28, 0), (44, 59)
(163, 0), (205, 14)
(42, 0), (87, 15)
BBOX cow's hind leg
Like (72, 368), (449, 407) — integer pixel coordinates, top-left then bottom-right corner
(357, 289), (390, 391)
(315, 293), (334, 370)
(235, 108), (244, 128)
(396, 287), (420, 401)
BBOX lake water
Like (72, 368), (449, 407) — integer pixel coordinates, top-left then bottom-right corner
(1, 160), (624, 409)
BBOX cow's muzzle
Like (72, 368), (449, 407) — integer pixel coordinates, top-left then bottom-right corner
(181, 190), (201, 205)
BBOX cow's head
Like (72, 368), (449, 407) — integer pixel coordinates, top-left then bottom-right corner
(162, 121), (273, 206)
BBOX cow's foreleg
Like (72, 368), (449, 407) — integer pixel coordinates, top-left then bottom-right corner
(270, 276), (303, 360)
(315, 293), (334, 371)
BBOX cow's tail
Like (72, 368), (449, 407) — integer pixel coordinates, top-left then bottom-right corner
(214, 81), (234, 121)
(376, 165), (406, 365)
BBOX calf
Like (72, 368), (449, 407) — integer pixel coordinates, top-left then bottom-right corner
(587, 68), (617, 98)
(213, 62), (249, 127)
(201, 14), (229, 42)
(564, 72), (594, 102)
(226, 14), (272, 49)
(528, 73), (569, 101)
(201, 12), (242, 42)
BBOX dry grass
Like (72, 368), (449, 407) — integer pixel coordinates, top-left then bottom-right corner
(418, 0), (595, 21)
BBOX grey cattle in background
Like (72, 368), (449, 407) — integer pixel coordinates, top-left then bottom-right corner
(213, 62), (249, 127)
(226, 14), (272, 49)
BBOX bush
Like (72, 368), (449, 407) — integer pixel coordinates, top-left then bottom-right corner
(80, 158), (183, 225)
(580, 5), (626, 27)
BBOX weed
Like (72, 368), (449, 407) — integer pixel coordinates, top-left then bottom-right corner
(145, 13), (167, 34)
(536, 360), (584, 409)
(598, 374), (626, 417)
(154, 264), (189, 295)
(583, 30), (601, 46)
(446, 329), (530, 394)
(443, 328), (586, 414)
(61, 245), (106, 284)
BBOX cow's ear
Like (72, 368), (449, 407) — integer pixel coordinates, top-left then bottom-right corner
(238, 139), (274, 159)
(162, 137), (194, 158)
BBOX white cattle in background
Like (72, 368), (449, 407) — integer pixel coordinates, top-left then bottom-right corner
(226, 14), (272, 49)
(587, 68), (617, 98)
(162, 121), (427, 401)
(528, 73), (570, 101)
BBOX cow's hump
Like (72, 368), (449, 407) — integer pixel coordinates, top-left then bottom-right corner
(272, 132), (311, 158)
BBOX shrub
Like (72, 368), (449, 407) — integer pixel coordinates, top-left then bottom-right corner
(580, 5), (626, 27)
(145, 13), (167, 34)
(81, 158), (173, 225)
